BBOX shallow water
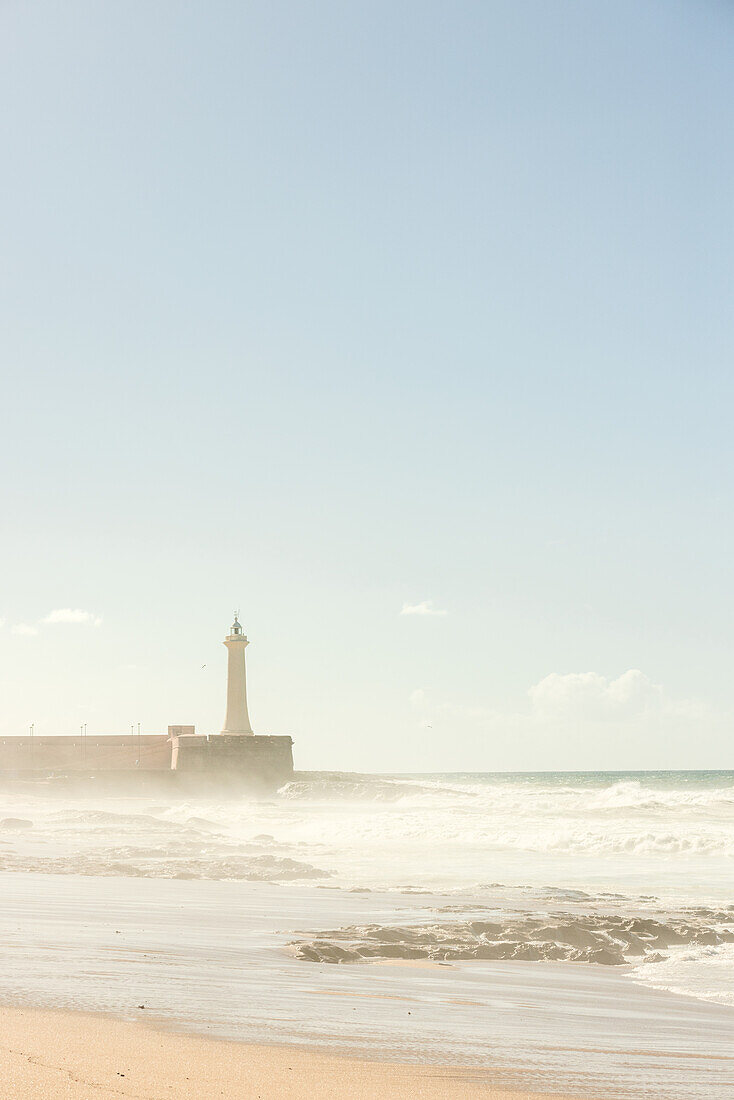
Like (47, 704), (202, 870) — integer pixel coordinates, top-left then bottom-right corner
(0, 770), (732, 1097)
(0, 873), (732, 1100)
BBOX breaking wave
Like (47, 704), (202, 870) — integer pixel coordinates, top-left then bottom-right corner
(628, 941), (734, 1007)
(279, 773), (469, 803)
(493, 827), (734, 857)
(0, 846), (331, 881)
(281, 772), (734, 811)
(41, 809), (226, 836)
(1, 769), (733, 1009)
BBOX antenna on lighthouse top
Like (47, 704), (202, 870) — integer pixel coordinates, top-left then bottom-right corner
(231, 610), (243, 635)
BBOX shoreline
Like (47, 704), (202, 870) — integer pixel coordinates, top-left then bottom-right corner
(1, 871), (733, 1099)
(0, 1003), (600, 1100)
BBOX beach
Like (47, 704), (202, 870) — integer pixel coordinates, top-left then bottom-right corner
(1, 1004), (589, 1100)
(0, 772), (733, 1098)
(4, 0), (732, 1092)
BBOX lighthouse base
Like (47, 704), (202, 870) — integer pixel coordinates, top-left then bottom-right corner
(171, 734), (294, 792)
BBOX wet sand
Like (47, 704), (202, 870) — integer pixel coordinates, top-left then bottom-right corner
(0, 1004), (589, 1100)
(2, 873), (733, 1098)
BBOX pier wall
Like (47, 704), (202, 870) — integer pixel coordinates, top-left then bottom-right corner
(0, 735), (171, 774)
(172, 734), (294, 790)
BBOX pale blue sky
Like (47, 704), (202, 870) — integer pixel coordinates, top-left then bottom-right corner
(1, 1), (733, 770)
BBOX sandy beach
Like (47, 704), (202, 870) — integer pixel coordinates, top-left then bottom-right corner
(4, 0), (733, 1092)
(0, 779), (733, 1100)
(1, 1004), (589, 1100)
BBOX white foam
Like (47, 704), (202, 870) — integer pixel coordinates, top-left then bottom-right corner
(628, 942), (734, 1007)
(2, 770), (733, 1009)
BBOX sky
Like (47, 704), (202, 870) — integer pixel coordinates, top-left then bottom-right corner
(1, 1), (733, 771)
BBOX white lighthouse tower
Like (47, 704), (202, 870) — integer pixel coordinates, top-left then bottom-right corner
(221, 614), (254, 735)
(169, 615), (293, 783)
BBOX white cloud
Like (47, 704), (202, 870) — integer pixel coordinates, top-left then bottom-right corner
(42, 608), (102, 626)
(410, 669), (705, 736)
(529, 669), (663, 722)
(400, 669), (718, 768)
(400, 601), (447, 617)
(12, 623), (38, 636)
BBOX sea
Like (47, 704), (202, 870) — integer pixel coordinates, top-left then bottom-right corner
(0, 769), (733, 1097)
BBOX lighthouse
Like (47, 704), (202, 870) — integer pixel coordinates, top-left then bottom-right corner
(169, 615), (294, 786)
(221, 615), (254, 735)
